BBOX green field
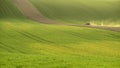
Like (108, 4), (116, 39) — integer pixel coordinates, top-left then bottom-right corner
(30, 0), (120, 26)
(0, 0), (25, 18)
(0, 19), (120, 68)
(0, 0), (120, 68)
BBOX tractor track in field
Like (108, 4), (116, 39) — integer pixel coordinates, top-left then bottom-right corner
(0, 41), (26, 53)
(16, 30), (55, 44)
(12, 0), (120, 32)
(0, 42), (13, 52)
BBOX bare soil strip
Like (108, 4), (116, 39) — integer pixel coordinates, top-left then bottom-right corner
(85, 26), (120, 32)
(12, 0), (60, 24)
(12, 0), (120, 32)
(68, 24), (120, 32)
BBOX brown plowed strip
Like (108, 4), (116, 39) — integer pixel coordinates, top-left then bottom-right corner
(12, 0), (60, 24)
(85, 26), (120, 32)
(68, 24), (120, 32)
(12, 0), (120, 32)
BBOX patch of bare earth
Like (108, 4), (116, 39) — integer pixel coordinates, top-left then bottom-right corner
(12, 0), (60, 24)
(85, 26), (120, 32)
(69, 24), (120, 32)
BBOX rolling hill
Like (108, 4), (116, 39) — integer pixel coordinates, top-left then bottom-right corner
(29, 0), (120, 25)
(0, 20), (120, 68)
(0, 0), (120, 68)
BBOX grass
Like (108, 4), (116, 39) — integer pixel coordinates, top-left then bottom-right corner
(0, 0), (25, 18)
(0, 53), (120, 68)
(29, 0), (120, 26)
(0, 19), (120, 68)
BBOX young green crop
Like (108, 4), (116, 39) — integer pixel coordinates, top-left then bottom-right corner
(0, 0), (25, 18)
(0, 0), (120, 67)
(0, 19), (120, 68)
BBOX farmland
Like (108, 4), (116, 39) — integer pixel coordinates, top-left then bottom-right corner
(0, 0), (25, 18)
(0, 20), (120, 68)
(0, 0), (120, 68)
(30, 0), (120, 26)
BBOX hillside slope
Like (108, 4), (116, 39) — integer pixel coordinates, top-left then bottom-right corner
(11, 0), (120, 32)
(29, 0), (120, 25)
(0, 0), (120, 68)
(12, 0), (60, 24)
(0, 20), (120, 68)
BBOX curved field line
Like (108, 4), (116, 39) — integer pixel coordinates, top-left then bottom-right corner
(12, 0), (120, 32)
(15, 30), (55, 44)
(0, 43), (13, 52)
(24, 32), (55, 43)
(0, 41), (26, 53)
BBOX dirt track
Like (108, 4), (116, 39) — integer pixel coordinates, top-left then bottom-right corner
(68, 24), (120, 32)
(12, 0), (120, 32)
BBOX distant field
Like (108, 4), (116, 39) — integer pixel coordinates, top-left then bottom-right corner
(0, 19), (120, 68)
(29, 0), (120, 26)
